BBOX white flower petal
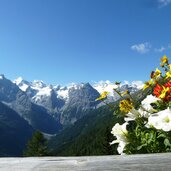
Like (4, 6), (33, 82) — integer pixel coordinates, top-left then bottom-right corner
(124, 109), (140, 121)
(147, 108), (171, 132)
(111, 122), (129, 154)
(141, 94), (160, 111)
(110, 140), (119, 145)
(117, 141), (127, 154)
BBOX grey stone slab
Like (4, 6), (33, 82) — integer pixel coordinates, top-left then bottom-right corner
(0, 153), (171, 171)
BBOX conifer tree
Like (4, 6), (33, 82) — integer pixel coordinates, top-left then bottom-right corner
(23, 131), (48, 156)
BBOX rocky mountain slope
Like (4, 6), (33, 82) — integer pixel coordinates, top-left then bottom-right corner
(0, 75), (61, 134)
(0, 101), (34, 156)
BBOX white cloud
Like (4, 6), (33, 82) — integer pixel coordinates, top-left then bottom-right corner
(158, 0), (171, 7)
(131, 42), (151, 54)
(131, 42), (171, 54)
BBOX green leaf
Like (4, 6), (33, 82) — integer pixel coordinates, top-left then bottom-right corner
(157, 133), (166, 139)
(137, 144), (147, 151)
(164, 138), (171, 148)
(168, 102), (171, 108)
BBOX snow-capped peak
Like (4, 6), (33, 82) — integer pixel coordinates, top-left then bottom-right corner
(14, 77), (23, 84)
(13, 76), (144, 104)
(56, 83), (83, 100)
(70, 83), (85, 90)
(93, 80), (144, 97)
(122, 80), (144, 89)
(56, 83), (91, 100)
(57, 86), (69, 99)
(0, 74), (5, 80)
(32, 86), (53, 102)
(131, 81), (144, 89)
(29, 81), (54, 101)
(32, 80), (46, 89)
(13, 77), (30, 92)
(93, 80), (117, 97)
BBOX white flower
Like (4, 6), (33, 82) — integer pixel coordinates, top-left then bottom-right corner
(141, 94), (160, 112)
(111, 122), (128, 140)
(147, 108), (171, 132)
(124, 109), (141, 122)
(138, 94), (160, 118)
(110, 139), (127, 155)
(111, 122), (129, 154)
(117, 141), (127, 155)
(138, 107), (151, 118)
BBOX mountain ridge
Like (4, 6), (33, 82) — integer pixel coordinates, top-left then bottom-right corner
(0, 73), (144, 127)
(13, 76), (143, 125)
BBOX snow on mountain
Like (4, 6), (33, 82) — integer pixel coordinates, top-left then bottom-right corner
(0, 74), (5, 80)
(131, 81), (144, 89)
(13, 77), (30, 92)
(1, 75), (61, 133)
(13, 76), (144, 125)
(56, 83), (86, 100)
(122, 80), (144, 90)
(14, 77), (53, 97)
(14, 77), (144, 103)
(93, 80), (143, 95)
(60, 82), (100, 125)
(57, 86), (69, 99)
(32, 86), (52, 102)
(93, 80), (118, 97)
(92, 80), (144, 103)
(31, 80), (46, 89)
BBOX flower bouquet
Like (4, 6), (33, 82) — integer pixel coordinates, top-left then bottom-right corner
(96, 55), (171, 155)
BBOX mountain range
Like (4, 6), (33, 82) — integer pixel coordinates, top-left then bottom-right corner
(13, 77), (143, 125)
(0, 74), (143, 156)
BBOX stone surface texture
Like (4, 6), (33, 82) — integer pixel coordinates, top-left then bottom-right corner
(0, 153), (171, 171)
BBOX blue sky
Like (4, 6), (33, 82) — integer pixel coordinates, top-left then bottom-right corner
(0, 0), (171, 85)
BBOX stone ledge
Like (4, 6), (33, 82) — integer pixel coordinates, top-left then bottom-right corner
(0, 153), (171, 171)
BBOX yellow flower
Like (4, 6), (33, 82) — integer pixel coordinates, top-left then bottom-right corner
(165, 71), (171, 79)
(119, 99), (134, 113)
(143, 80), (153, 90)
(161, 55), (169, 64)
(164, 64), (171, 79)
(159, 86), (169, 99)
(168, 64), (171, 71)
(154, 68), (161, 78)
(95, 91), (109, 101)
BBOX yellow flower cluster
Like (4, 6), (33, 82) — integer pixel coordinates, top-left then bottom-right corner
(119, 99), (134, 113)
(95, 83), (134, 114)
(96, 55), (171, 114)
(143, 55), (171, 91)
(143, 80), (154, 90)
(161, 55), (169, 65)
